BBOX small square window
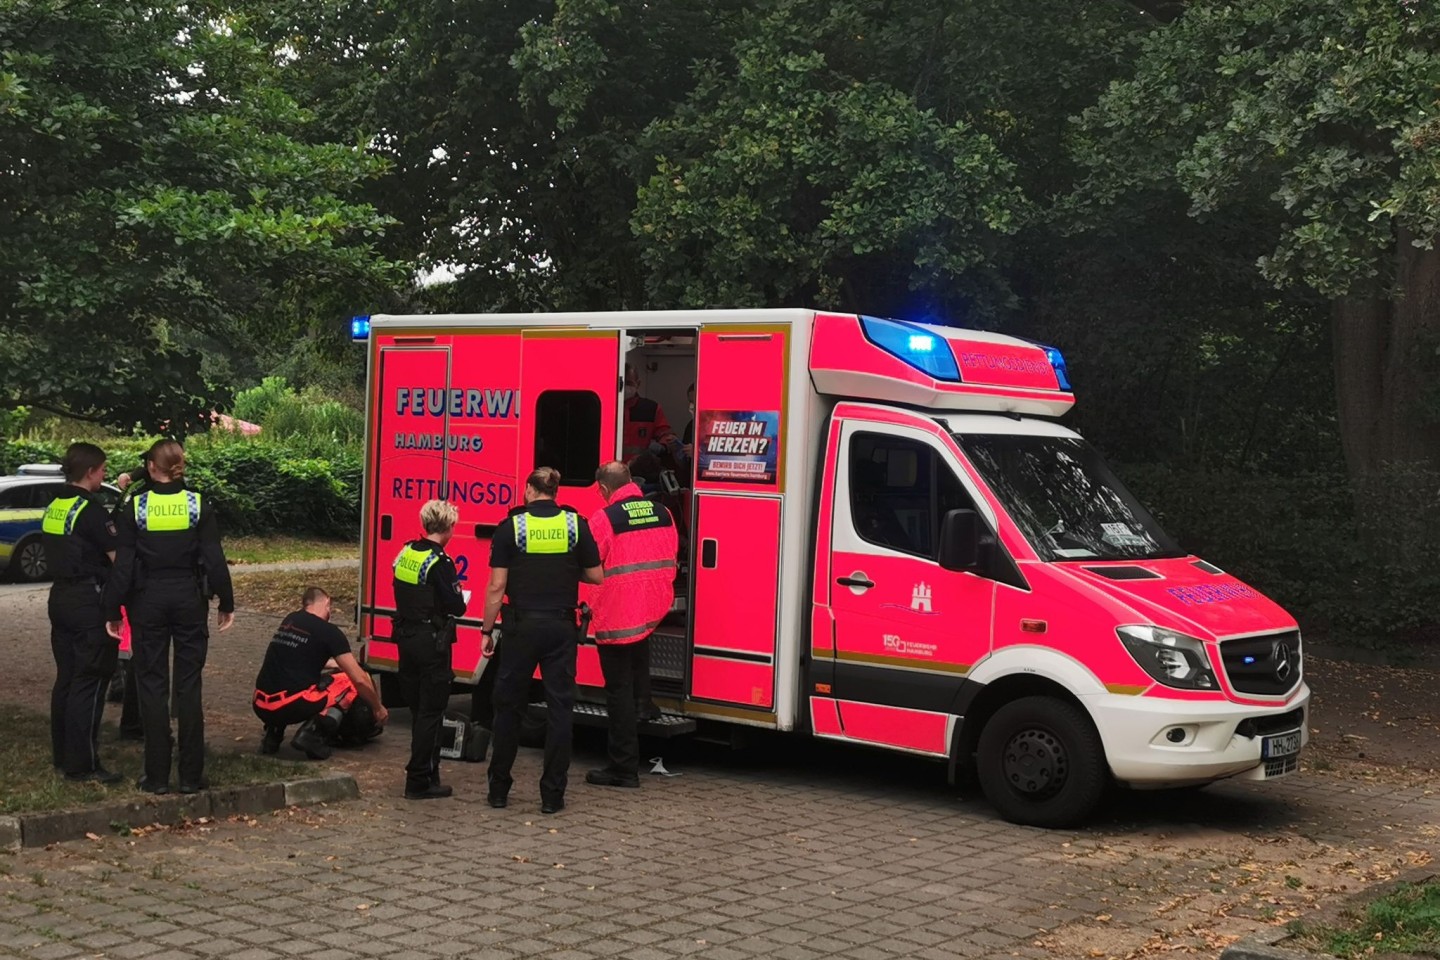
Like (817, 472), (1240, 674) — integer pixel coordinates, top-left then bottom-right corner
(535, 390), (602, 486)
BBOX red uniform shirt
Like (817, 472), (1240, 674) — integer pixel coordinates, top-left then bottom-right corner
(623, 396), (674, 459)
(588, 483), (679, 644)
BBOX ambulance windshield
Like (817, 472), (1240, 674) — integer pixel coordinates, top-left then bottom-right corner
(956, 434), (1182, 562)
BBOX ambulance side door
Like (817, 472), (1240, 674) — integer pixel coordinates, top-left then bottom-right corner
(819, 413), (995, 756)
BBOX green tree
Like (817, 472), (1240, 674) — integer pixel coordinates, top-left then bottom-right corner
(0, 0), (402, 434)
(1073, 0), (1440, 481)
(630, 0), (1028, 315)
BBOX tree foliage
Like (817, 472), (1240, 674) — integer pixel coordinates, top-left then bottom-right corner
(0, 0), (401, 434)
(1073, 0), (1440, 477)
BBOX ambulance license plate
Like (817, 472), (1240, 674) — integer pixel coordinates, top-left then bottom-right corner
(1262, 731), (1301, 759)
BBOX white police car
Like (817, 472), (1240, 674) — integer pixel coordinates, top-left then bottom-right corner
(0, 465), (123, 582)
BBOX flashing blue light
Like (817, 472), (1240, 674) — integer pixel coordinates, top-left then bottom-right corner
(860, 316), (961, 382)
(350, 315), (371, 341)
(1243, 656), (1257, 665)
(1044, 346), (1072, 391)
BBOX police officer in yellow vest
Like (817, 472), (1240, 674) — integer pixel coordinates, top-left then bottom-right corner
(481, 467), (603, 815)
(104, 441), (234, 795)
(391, 499), (468, 800)
(44, 443), (121, 782)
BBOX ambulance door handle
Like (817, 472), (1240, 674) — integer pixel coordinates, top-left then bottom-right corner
(837, 573), (874, 590)
(380, 515), (393, 541)
(701, 539), (717, 569)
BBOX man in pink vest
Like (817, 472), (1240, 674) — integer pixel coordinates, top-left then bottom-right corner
(584, 461), (678, 789)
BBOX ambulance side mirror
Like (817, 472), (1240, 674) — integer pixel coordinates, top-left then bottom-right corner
(938, 509), (981, 571)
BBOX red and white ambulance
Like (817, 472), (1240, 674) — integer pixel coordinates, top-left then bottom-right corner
(355, 309), (1309, 826)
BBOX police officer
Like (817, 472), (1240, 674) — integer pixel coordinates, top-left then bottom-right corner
(391, 499), (467, 800)
(109, 442), (162, 741)
(44, 443), (121, 783)
(104, 440), (234, 795)
(481, 467), (603, 814)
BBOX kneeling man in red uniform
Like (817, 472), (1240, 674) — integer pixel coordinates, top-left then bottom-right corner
(253, 587), (388, 759)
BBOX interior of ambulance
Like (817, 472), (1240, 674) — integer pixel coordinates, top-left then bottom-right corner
(614, 330), (697, 709)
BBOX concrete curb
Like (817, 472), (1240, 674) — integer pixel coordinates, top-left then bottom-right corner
(1221, 867), (1437, 960)
(0, 772), (357, 850)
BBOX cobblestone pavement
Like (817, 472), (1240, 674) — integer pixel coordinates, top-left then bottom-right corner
(1, 588), (1436, 960)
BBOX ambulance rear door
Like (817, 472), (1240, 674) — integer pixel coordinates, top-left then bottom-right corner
(362, 338), (451, 671)
(518, 327), (622, 690)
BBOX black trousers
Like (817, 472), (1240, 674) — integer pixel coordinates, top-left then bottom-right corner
(49, 582), (118, 775)
(119, 653), (142, 737)
(597, 638), (650, 776)
(488, 617), (576, 803)
(395, 622), (451, 788)
(132, 579), (209, 786)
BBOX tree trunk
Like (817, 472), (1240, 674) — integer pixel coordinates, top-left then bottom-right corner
(1331, 231), (1440, 563)
(1331, 231), (1440, 479)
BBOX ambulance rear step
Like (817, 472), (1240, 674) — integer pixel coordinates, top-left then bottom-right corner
(525, 701), (697, 737)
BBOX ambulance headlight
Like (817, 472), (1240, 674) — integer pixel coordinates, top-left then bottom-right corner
(1117, 626), (1217, 690)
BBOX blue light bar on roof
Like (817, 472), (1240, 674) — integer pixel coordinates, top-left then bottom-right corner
(859, 316), (961, 382)
(350, 315), (371, 341)
(1017, 336), (1074, 391)
(1042, 345), (1072, 391)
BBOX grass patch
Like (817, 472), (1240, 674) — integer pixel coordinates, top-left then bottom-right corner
(232, 568), (358, 623)
(0, 703), (305, 816)
(1292, 881), (1440, 958)
(225, 535), (357, 565)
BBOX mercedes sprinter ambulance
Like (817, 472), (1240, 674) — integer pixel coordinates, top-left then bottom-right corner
(355, 309), (1309, 827)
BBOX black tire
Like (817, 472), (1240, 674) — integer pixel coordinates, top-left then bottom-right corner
(12, 536), (47, 582)
(976, 695), (1107, 829)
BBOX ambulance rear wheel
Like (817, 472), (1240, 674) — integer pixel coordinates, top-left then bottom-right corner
(976, 696), (1106, 828)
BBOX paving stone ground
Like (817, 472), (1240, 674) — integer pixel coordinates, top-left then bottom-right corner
(0, 583), (1436, 960)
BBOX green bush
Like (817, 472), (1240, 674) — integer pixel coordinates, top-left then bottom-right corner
(229, 377), (364, 454)
(0, 434), (362, 539)
(231, 376), (293, 426)
(1124, 463), (1440, 649)
(260, 389), (365, 452)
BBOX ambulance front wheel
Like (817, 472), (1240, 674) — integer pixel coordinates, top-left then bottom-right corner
(976, 696), (1106, 829)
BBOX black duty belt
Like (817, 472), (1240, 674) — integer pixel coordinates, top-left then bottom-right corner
(504, 605), (576, 622)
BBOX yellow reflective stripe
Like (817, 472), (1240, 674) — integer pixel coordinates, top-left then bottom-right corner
(595, 620), (662, 641)
(604, 559), (676, 576)
(42, 497), (86, 536)
(517, 511), (576, 554)
(135, 491), (201, 531)
(393, 544), (437, 585)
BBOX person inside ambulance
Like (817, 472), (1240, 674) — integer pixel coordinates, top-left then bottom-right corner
(681, 383), (696, 463)
(622, 363), (676, 461)
(585, 461), (679, 789)
(253, 587), (388, 759)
